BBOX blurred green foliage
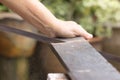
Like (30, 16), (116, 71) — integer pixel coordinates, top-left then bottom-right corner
(41, 0), (120, 37)
(0, 3), (9, 12)
(0, 0), (120, 37)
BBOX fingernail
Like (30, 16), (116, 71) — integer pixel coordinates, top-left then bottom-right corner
(87, 34), (93, 39)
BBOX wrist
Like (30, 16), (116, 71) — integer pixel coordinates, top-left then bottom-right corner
(47, 18), (58, 27)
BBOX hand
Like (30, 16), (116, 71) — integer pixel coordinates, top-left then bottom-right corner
(50, 19), (93, 40)
(0, 0), (92, 40)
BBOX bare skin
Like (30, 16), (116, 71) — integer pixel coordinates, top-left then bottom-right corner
(0, 0), (93, 39)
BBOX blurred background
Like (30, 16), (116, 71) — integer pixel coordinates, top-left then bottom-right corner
(0, 0), (120, 80)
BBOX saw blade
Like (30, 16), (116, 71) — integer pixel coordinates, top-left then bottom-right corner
(0, 24), (64, 43)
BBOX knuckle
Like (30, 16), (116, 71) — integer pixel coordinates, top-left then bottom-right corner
(69, 21), (77, 24)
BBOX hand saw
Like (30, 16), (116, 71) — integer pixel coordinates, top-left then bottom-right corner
(0, 24), (120, 62)
(0, 24), (64, 43)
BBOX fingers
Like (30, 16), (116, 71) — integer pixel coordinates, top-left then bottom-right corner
(52, 20), (93, 39)
(74, 25), (93, 40)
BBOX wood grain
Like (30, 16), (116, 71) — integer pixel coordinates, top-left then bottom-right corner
(50, 37), (120, 80)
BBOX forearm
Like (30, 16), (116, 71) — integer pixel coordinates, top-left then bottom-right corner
(0, 0), (93, 39)
(0, 0), (58, 29)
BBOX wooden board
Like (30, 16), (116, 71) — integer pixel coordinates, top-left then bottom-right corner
(50, 37), (120, 80)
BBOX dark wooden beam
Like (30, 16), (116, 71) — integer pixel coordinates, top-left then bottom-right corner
(50, 37), (120, 80)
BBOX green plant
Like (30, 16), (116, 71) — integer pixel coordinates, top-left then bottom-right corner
(40, 0), (120, 37)
(1, 0), (120, 37)
(75, 0), (120, 37)
(0, 3), (9, 12)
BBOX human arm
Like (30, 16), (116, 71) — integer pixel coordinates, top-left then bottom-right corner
(0, 0), (93, 39)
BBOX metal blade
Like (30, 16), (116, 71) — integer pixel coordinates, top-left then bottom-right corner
(0, 24), (64, 43)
